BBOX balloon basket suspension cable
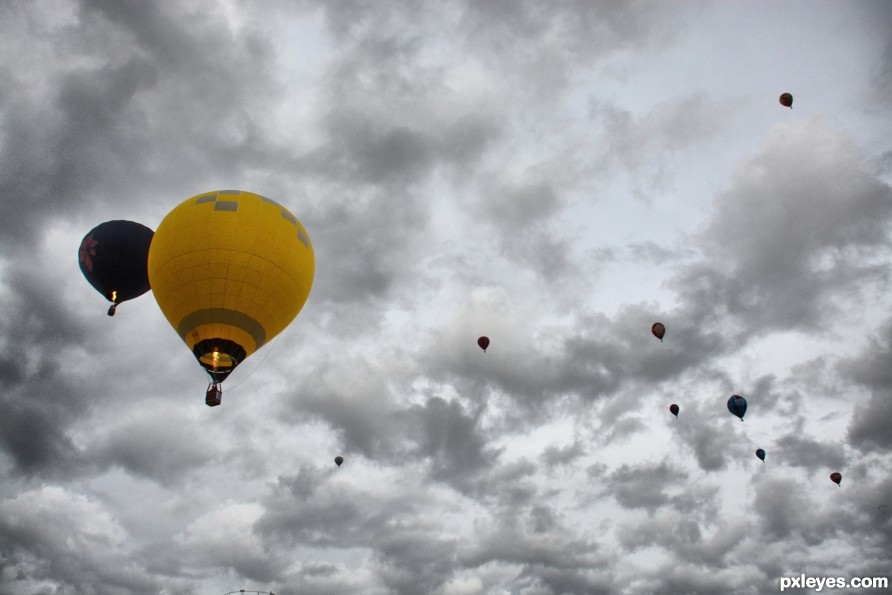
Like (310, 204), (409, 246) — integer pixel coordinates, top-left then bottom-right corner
(222, 335), (282, 395)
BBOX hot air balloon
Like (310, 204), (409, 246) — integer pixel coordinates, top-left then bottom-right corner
(478, 336), (490, 352)
(79, 220), (154, 316)
(148, 190), (314, 406)
(878, 505), (888, 514)
(651, 322), (665, 342)
(727, 395), (747, 421)
(755, 448), (765, 462)
(669, 404), (679, 417)
(334, 456), (344, 468)
(830, 472), (842, 486)
(779, 92), (793, 108)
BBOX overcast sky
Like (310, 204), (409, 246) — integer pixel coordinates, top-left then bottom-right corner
(2, 1), (892, 594)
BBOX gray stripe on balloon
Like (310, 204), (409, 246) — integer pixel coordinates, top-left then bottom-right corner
(178, 309), (267, 349)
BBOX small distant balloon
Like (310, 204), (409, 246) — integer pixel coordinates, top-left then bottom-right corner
(651, 322), (665, 342)
(334, 456), (344, 468)
(478, 336), (490, 352)
(779, 92), (793, 108)
(669, 404), (679, 417)
(755, 448), (765, 462)
(830, 472), (842, 486)
(879, 505), (888, 514)
(727, 395), (747, 421)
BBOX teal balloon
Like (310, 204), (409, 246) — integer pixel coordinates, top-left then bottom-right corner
(727, 395), (747, 421)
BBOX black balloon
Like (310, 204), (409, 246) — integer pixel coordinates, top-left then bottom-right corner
(79, 221), (154, 311)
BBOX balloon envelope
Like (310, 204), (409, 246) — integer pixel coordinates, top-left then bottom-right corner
(755, 448), (765, 462)
(148, 190), (315, 384)
(79, 220), (154, 306)
(651, 322), (665, 341)
(727, 395), (747, 420)
(669, 404), (679, 417)
(779, 92), (793, 108)
(478, 336), (490, 352)
(334, 456), (344, 467)
(830, 472), (842, 486)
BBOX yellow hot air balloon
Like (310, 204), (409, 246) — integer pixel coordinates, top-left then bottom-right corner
(148, 190), (314, 406)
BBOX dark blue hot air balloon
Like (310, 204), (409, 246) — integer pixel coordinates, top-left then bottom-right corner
(79, 220), (154, 316)
(727, 395), (747, 421)
(755, 448), (765, 462)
